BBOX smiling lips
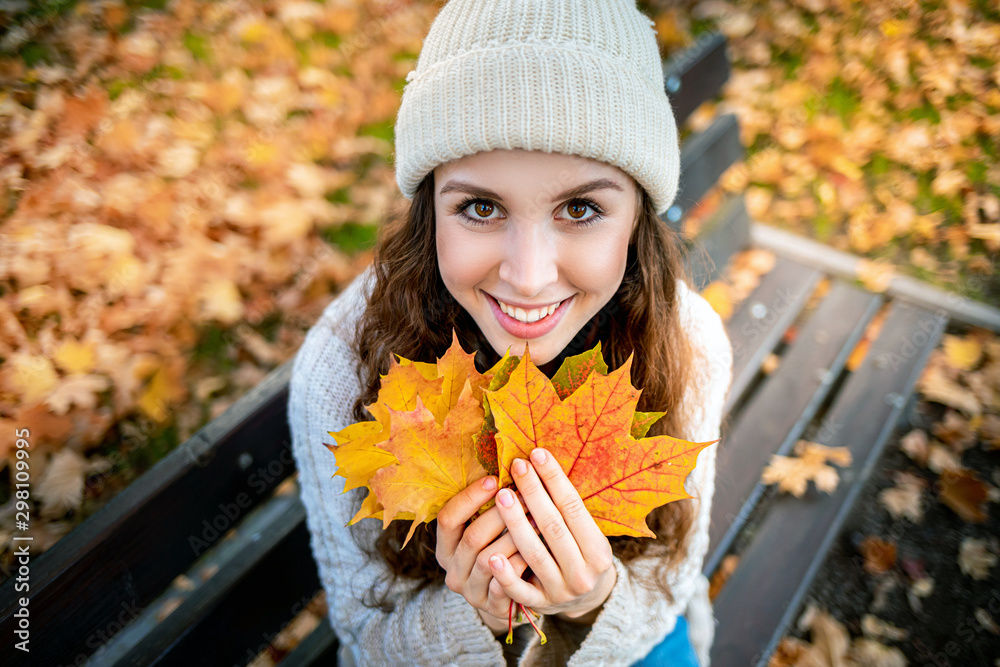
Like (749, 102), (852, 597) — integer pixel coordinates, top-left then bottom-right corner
(487, 293), (573, 340)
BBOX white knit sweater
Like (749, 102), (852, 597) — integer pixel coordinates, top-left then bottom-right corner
(288, 264), (734, 667)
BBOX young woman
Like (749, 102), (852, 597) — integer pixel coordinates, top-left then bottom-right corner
(288, 1), (734, 665)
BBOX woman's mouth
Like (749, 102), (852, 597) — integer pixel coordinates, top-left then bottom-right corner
(486, 293), (573, 340)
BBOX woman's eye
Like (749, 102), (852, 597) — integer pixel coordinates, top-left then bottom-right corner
(561, 200), (601, 223)
(460, 199), (502, 221)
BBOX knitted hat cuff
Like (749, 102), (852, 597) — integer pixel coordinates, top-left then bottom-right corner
(394, 40), (680, 215)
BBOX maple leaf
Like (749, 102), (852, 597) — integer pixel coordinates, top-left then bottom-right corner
(327, 331), (501, 531)
(369, 379), (488, 546)
(488, 345), (718, 538)
(760, 440), (852, 497)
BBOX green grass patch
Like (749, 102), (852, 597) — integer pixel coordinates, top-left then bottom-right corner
(826, 77), (861, 124)
(321, 222), (379, 254)
(867, 153), (892, 177)
(106, 78), (130, 100)
(358, 119), (394, 143)
(191, 324), (238, 374)
(967, 161), (988, 185)
(325, 187), (352, 204)
(314, 30), (342, 49)
(907, 100), (941, 124)
(183, 31), (212, 64)
(812, 211), (835, 243)
(21, 42), (51, 68)
(972, 0), (1000, 21)
(969, 55), (994, 70)
(125, 0), (168, 10)
(975, 132), (998, 160)
(771, 45), (803, 79)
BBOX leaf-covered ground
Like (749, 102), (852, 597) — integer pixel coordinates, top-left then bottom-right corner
(0, 2), (998, 658)
(642, 0), (1000, 303)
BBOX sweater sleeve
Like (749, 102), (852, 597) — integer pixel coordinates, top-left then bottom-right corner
(519, 279), (734, 667)
(287, 267), (507, 666)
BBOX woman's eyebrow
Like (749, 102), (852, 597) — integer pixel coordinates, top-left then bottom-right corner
(438, 178), (624, 201)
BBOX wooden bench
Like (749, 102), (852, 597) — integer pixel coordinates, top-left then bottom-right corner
(3, 32), (999, 667)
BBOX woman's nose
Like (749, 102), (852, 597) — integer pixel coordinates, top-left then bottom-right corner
(497, 224), (559, 297)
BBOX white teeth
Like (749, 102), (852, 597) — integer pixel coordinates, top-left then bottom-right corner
(497, 297), (563, 324)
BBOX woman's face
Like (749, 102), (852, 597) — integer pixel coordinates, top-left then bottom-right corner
(434, 149), (639, 366)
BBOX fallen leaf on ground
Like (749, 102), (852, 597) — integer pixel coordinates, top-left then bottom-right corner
(943, 334), (983, 371)
(898, 428), (929, 466)
(958, 536), (999, 580)
(975, 608), (1000, 635)
(927, 443), (963, 473)
(978, 414), (1000, 450)
(861, 614), (908, 641)
(761, 441), (852, 497)
(878, 471), (925, 522)
(859, 536), (897, 575)
(848, 638), (907, 667)
(907, 576), (934, 614)
(917, 364), (982, 418)
(932, 409), (977, 453)
(938, 468), (990, 523)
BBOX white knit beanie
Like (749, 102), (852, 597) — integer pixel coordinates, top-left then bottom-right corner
(393, 0), (681, 216)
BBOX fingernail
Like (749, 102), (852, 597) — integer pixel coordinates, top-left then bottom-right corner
(512, 459), (527, 476)
(490, 555), (504, 572)
(530, 448), (547, 465)
(497, 488), (514, 508)
(482, 476), (497, 491)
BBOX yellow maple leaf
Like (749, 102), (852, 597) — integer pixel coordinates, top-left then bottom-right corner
(369, 379), (487, 546)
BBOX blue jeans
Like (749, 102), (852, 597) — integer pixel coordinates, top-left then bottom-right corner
(630, 615), (700, 667)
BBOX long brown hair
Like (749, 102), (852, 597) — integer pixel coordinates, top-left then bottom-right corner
(349, 170), (705, 608)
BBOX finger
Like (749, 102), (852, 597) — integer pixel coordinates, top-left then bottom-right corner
(494, 486), (562, 591)
(485, 553), (529, 618)
(486, 554), (529, 615)
(466, 530), (521, 602)
(511, 455), (586, 573)
(436, 476), (498, 562)
(454, 504), (507, 569)
(529, 448), (609, 568)
(489, 553), (547, 610)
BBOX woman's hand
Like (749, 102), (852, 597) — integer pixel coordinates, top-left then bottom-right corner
(435, 475), (532, 634)
(488, 448), (617, 624)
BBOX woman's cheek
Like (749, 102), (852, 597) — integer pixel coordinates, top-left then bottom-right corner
(437, 226), (494, 293)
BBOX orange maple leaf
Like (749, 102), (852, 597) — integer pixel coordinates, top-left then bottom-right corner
(488, 346), (718, 538)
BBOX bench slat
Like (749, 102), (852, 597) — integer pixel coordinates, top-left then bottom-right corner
(0, 361), (295, 665)
(663, 32), (730, 126)
(710, 300), (946, 667)
(705, 281), (883, 576)
(88, 483), (306, 664)
(724, 258), (823, 415)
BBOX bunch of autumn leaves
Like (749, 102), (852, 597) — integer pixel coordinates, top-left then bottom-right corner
(325, 331), (716, 643)
(326, 330), (716, 548)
